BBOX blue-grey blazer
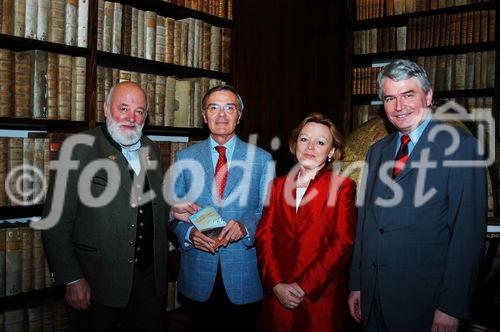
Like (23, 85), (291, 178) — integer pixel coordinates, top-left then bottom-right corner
(349, 119), (487, 331)
(172, 136), (274, 304)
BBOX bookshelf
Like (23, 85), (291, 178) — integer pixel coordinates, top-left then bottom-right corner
(0, 0), (234, 325)
(348, 0), (498, 133)
(348, 1), (500, 328)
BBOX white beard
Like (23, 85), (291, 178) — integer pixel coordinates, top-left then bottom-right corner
(106, 116), (144, 146)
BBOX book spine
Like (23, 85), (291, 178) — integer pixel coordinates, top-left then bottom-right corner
(0, 49), (13, 117)
(210, 25), (220, 71)
(57, 54), (72, 120)
(155, 75), (166, 126)
(144, 11), (156, 60)
(25, 0), (37, 39)
(14, 51), (33, 119)
(36, 0), (49, 41)
(47, 52), (58, 119)
(155, 16), (166, 62)
(77, 0), (89, 47)
(96, 0), (104, 50)
(121, 4), (132, 56)
(111, 2), (122, 54)
(1, 0), (14, 35)
(64, 0), (78, 46)
(48, 0), (65, 44)
(165, 17), (175, 63)
(164, 76), (176, 126)
(130, 7), (138, 57)
(0, 138), (7, 206)
(102, 1), (113, 52)
(32, 50), (48, 119)
(5, 228), (22, 295)
(71, 56), (86, 121)
(13, 0), (26, 37)
(137, 9), (144, 58)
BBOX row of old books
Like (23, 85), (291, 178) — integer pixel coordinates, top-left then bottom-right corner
(164, 0), (233, 20)
(353, 96), (494, 128)
(0, 138), (50, 207)
(414, 51), (495, 90)
(156, 141), (191, 170)
(353, 50), (495, 94)
(0, 0), (89, 47)
(0, 49), (86, 121)
(96, 66), (225, 128)
(356, 0), (490, 20)
(354, 10), (495, 54)
(97, 1), (231, 73)
(0, 226), (53, 298)
(1, 299), (69, 331)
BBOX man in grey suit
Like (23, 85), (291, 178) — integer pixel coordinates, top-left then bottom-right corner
(42, 82), (168, 331)
(348, 60), (487, 332)
(169, 85), (274, 332)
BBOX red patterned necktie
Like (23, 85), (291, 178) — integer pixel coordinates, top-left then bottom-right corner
(392, 135), (411, 178)
(215, 146), (228, 200)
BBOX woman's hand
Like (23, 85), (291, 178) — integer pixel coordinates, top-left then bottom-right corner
(273, 283), (305, 309)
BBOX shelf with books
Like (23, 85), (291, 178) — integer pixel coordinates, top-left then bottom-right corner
(353, 42), (495, 65)
(0, 286), (64, 309)
(0, 118), (89, 131)
(354, 0), (495, 29)
(117, 0), (234, 27)
(0, 33), (89, 57)
(352, 88), (496, 104)
(97, 51), (231, 80)
(144, 125), (208, 137)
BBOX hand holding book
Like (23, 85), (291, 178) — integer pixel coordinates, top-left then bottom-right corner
(189, 206), (227, 250)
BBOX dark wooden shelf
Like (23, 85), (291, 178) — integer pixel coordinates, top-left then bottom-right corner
(1, 286), (65, 308)
(0, 118), (89, 132)
(353, 42), (496, 65)
(0, 205), (44, 221)
(352, 88), (495, 104)
(144, 125), (208, 137)
(0, 33), (88, 57)
(97, 51), (232, 80)
(107, 0), (234, 28)
(353, 1), (496, 30)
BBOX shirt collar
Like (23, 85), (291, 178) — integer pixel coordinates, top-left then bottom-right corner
(209, 135), (236, 152)
(398, 111), (432, 144)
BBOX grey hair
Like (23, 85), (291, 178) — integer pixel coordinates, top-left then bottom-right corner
(201, 84), (244, 112)
(105, 82), (150, 113)
(377, 59), (432, 99)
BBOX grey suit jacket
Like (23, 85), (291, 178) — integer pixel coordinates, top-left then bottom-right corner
(42, 127), (168, 307)
(349, 119), (487, 331)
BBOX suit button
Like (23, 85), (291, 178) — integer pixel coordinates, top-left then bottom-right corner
(139, 222), (144, 227)
(128, 258), (133, 264)
(131, 203), (137, 208)
(139, 209), (143, 214)
(379, 228), (384, 234)
(129, 240), (134, 245)
(131, 224), (135, 228)
(139, 235), (143, 239)
(136, 247), (141, 252)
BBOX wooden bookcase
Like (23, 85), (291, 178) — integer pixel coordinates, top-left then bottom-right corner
(0, 0), (234, 327)
(347, 0), (498, 133)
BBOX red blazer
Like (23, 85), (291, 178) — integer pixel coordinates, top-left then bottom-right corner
(256, 167), (357, 332)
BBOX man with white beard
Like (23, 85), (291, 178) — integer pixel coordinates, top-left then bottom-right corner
(43, 82), (169, 331)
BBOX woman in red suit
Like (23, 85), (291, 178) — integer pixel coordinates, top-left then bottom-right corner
(256, 113), (357, 332)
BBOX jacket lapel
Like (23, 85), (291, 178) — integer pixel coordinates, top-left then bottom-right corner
(224, 137), (247, 198)
(97, 132), (132, 197)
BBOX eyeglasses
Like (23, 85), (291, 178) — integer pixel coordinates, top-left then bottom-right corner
(206, 103), (239, 114)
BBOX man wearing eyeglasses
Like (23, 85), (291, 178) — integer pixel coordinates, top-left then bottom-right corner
(169, 85), (274, 332)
